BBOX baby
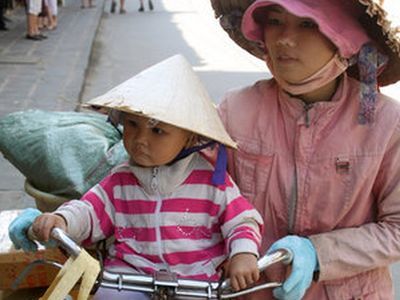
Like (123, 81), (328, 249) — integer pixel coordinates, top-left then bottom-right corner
(9, 55), (263, 299)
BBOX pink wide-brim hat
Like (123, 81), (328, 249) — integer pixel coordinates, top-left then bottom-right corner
(242, 0), (371, 59)
(211, 0), (400, 86)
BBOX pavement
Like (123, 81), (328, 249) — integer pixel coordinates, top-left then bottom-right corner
(0, 0), (105, 210)
(0, 1), (105, 298)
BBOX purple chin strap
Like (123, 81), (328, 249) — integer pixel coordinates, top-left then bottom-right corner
(171, 141), (228, 186)
(211, 144), (228, 185)
(358, 43), (389, 124)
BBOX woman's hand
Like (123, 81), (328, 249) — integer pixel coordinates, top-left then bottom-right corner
(267, 235), (318, 300)
(225, 253), (260, 291)
(32, 213), (67, 242)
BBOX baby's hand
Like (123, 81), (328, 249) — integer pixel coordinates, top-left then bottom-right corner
(225, 253), (260, 291)
(32, 213), (67, 243)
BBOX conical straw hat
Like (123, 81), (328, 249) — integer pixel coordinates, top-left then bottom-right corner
(84, 55), (237, 148)
(211, 0), (400, 86)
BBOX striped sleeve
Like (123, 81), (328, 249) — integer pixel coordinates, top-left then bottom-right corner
(218, 175), (264, 258)
(55, 170), (122, 244)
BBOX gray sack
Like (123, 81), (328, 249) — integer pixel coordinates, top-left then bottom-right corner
(0, 110), (129, 199)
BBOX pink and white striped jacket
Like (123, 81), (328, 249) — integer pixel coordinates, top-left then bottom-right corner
(56, 153), (263, 280)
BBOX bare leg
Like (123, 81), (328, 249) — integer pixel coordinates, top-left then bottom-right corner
(119, 0), (125, 13)
(26, 13), (42, 40)
(52, 15), (57, 28)
(138, 0), (144, 11)
(27, 13), (38, 35)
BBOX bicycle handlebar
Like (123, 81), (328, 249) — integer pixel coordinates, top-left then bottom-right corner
(26, 227), (293, 299)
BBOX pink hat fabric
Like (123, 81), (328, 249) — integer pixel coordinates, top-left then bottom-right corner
(241, 0), (371, 59)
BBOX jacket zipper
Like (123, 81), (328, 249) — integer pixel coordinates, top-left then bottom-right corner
(288, 171), (298, 234)
(289, 102), (313, 233)
(304, 103), (314, 128)
(151, 167), (169, 270)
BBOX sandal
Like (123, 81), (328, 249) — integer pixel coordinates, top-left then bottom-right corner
(25, 34), (42, 41)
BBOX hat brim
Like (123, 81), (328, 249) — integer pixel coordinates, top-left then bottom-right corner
(211, 0), (400, 86)
(83, 55), (238, 149)
(82, 103), (238, 149)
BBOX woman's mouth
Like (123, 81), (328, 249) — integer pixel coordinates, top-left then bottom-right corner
(277, 54), (297, 63)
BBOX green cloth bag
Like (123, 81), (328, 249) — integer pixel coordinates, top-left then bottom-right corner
(0, 110), (129, 199)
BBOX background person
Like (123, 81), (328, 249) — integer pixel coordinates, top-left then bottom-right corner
(110, 0), (125, 14)
(25, 0), (47, 40)
(138, 0), (153, 12)
(0, 0), (8, 30)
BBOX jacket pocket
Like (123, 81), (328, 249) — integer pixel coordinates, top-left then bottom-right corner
(308, 152), (381, 231)
(306, 154), (356, 231)
(234, 141), (275, 200)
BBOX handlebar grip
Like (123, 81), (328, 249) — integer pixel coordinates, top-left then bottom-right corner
(50, 227), (82, 257)
(27, 226), (82, 257)
(219, 249), (293, 291)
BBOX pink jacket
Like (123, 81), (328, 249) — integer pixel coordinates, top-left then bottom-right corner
(56, 153), (263, 280)
(218, 75), (400, 299)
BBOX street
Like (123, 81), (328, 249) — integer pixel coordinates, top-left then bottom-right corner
(80, 0), (268, 105)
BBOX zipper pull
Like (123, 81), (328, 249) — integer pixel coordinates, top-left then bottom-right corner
(304, 103), (313, 128)
(151, 167), (159, 191)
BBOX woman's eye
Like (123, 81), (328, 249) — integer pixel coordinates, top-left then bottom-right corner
(265, 17), (282, 26)
(152, 127), (164, 135)
(301, 20), (318, 29)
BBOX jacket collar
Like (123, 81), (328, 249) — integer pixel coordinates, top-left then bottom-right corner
(277, 74), (349, 125)
(128, 153), (199, 195)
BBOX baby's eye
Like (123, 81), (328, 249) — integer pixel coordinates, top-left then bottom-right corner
(128, 120), (138, 127)
(152, 127), (164, 135)
(301, 20), (318, 29)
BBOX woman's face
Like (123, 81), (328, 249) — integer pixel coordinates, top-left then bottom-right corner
(123, 114), (192, 167)
(262, 5), (337, 83)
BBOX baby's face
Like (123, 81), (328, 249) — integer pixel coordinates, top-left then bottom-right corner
(123, 114), (192, 167)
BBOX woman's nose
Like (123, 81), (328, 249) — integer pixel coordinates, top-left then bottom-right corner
(276, 26), (297, 47)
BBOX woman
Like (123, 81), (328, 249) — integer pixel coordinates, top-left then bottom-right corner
(211, 0), (400, 299)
